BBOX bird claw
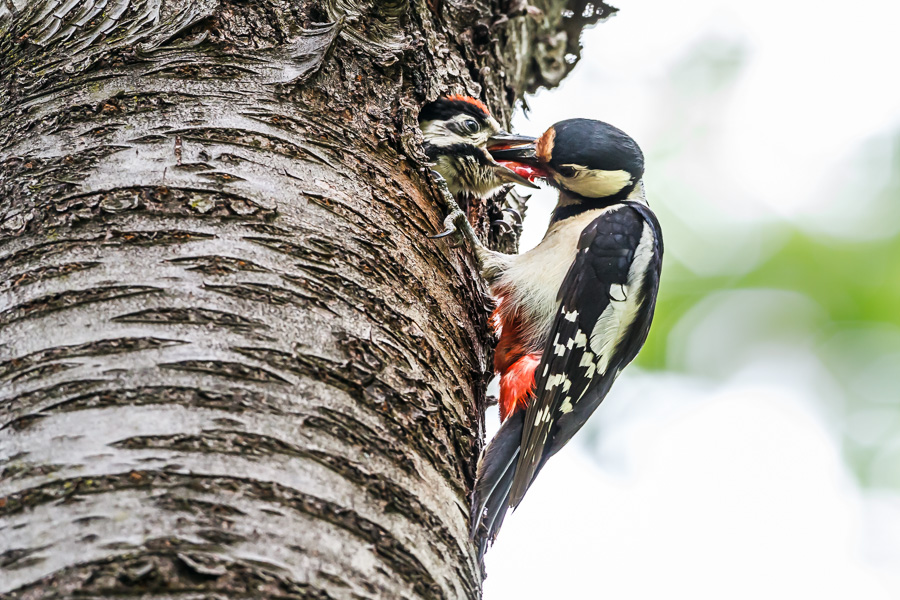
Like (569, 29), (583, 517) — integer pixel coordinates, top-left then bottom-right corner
(501, 207), (523, 224)
(491, 206), (522, 237)
(429, 169), (457, 210)
(427, 169), (481, 251)
(429, 208), (468, 247)
(491, 219), (514, 234)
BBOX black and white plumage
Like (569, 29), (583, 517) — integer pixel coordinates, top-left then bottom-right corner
(419, 95), (536, 200)
(509, 200), (662, 505)
(462, 119), (664, 559)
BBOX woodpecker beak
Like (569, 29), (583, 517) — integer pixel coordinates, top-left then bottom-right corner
(491, 162), (540, 189)
(488, 143), (537, 163)
(483, 131), (540, 188)
(486, 131), (536, 150)
(489, 142), (547, 183)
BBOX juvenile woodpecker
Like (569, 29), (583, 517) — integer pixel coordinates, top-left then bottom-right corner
(438, 119), (664, 558)
(419, 95), (537, 202)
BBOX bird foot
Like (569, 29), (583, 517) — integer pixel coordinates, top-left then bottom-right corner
(430, 208), (469, 247)
(428, 169), (483, 251)
(491, 219), (514, 234)
(502, 207), (523, 224)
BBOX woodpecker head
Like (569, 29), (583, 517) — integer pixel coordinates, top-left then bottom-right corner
(420, 95), (537, 198)
(491, 118), (644, 202)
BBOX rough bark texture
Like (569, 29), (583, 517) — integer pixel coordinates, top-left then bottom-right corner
(0, 0), (613, 597)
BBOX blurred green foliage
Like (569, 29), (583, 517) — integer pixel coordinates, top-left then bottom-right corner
(632, 37), (900, 489)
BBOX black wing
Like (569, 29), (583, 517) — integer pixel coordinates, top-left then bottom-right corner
(508, 202), (663, 507)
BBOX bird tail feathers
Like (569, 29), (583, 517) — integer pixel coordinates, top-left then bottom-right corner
(470, 410), (525, 559)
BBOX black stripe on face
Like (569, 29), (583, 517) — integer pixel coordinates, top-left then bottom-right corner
(423, 142), (493, 165)
(419, 98), (490, 123)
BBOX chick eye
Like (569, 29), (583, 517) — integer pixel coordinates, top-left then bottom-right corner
(452, 118), (481, 135)
(556, 165), (576, 177)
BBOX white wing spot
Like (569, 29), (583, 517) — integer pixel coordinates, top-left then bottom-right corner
(534, 406), (552, 423)
(560, 397), (573, 413)
(574, 330), (588, 348)
(545, 373), (568, 391)
(564, 310), (578, 322)
(578, 352), (595, 367)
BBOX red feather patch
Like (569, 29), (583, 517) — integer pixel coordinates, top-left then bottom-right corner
(499, 354), (540, 421)
(446, 94), (490, 116)
(497, 160), (546, 182)
(491, 297), (539, 421)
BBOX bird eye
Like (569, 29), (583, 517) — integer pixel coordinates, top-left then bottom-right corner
(452, 118), (481, 135)
(556, 165), (576, 177)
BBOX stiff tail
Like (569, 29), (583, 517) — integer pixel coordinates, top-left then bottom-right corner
(470, 410), (525, 559)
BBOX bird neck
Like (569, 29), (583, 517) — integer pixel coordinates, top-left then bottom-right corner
(550, 180), (646, 224)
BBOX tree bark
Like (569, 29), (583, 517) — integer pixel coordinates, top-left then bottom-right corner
(0, 0), (613, 597)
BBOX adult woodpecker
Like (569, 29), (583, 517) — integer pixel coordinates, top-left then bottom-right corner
(435, 118), (663, 558)
(419, 95), (537, 202)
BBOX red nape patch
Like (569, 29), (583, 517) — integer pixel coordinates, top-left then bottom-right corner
(446, 94), (490, 116)
(499, 354), (540, 421)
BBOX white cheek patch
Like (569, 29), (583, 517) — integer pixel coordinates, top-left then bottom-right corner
(556, 166), (632, 198)
(420, 121), (459, 147)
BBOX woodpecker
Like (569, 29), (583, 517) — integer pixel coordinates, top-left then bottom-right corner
(419, 95), (537, 202)
(436, 119), (664, 558)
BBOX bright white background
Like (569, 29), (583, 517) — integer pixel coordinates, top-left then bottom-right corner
(483, 1), (900, 597)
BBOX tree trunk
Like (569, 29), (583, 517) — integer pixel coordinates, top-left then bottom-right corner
(0, 0), (612, 597)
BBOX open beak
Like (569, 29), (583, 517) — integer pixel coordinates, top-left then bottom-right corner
(485, 131), (540, 188)
(488, 139), (546, 184)
(492, 162), (540, 188)
(488, 142), (537, 163)
(486, 131), (536, 150)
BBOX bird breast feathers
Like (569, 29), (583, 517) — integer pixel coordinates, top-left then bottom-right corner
(497, 207), (618, 345)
